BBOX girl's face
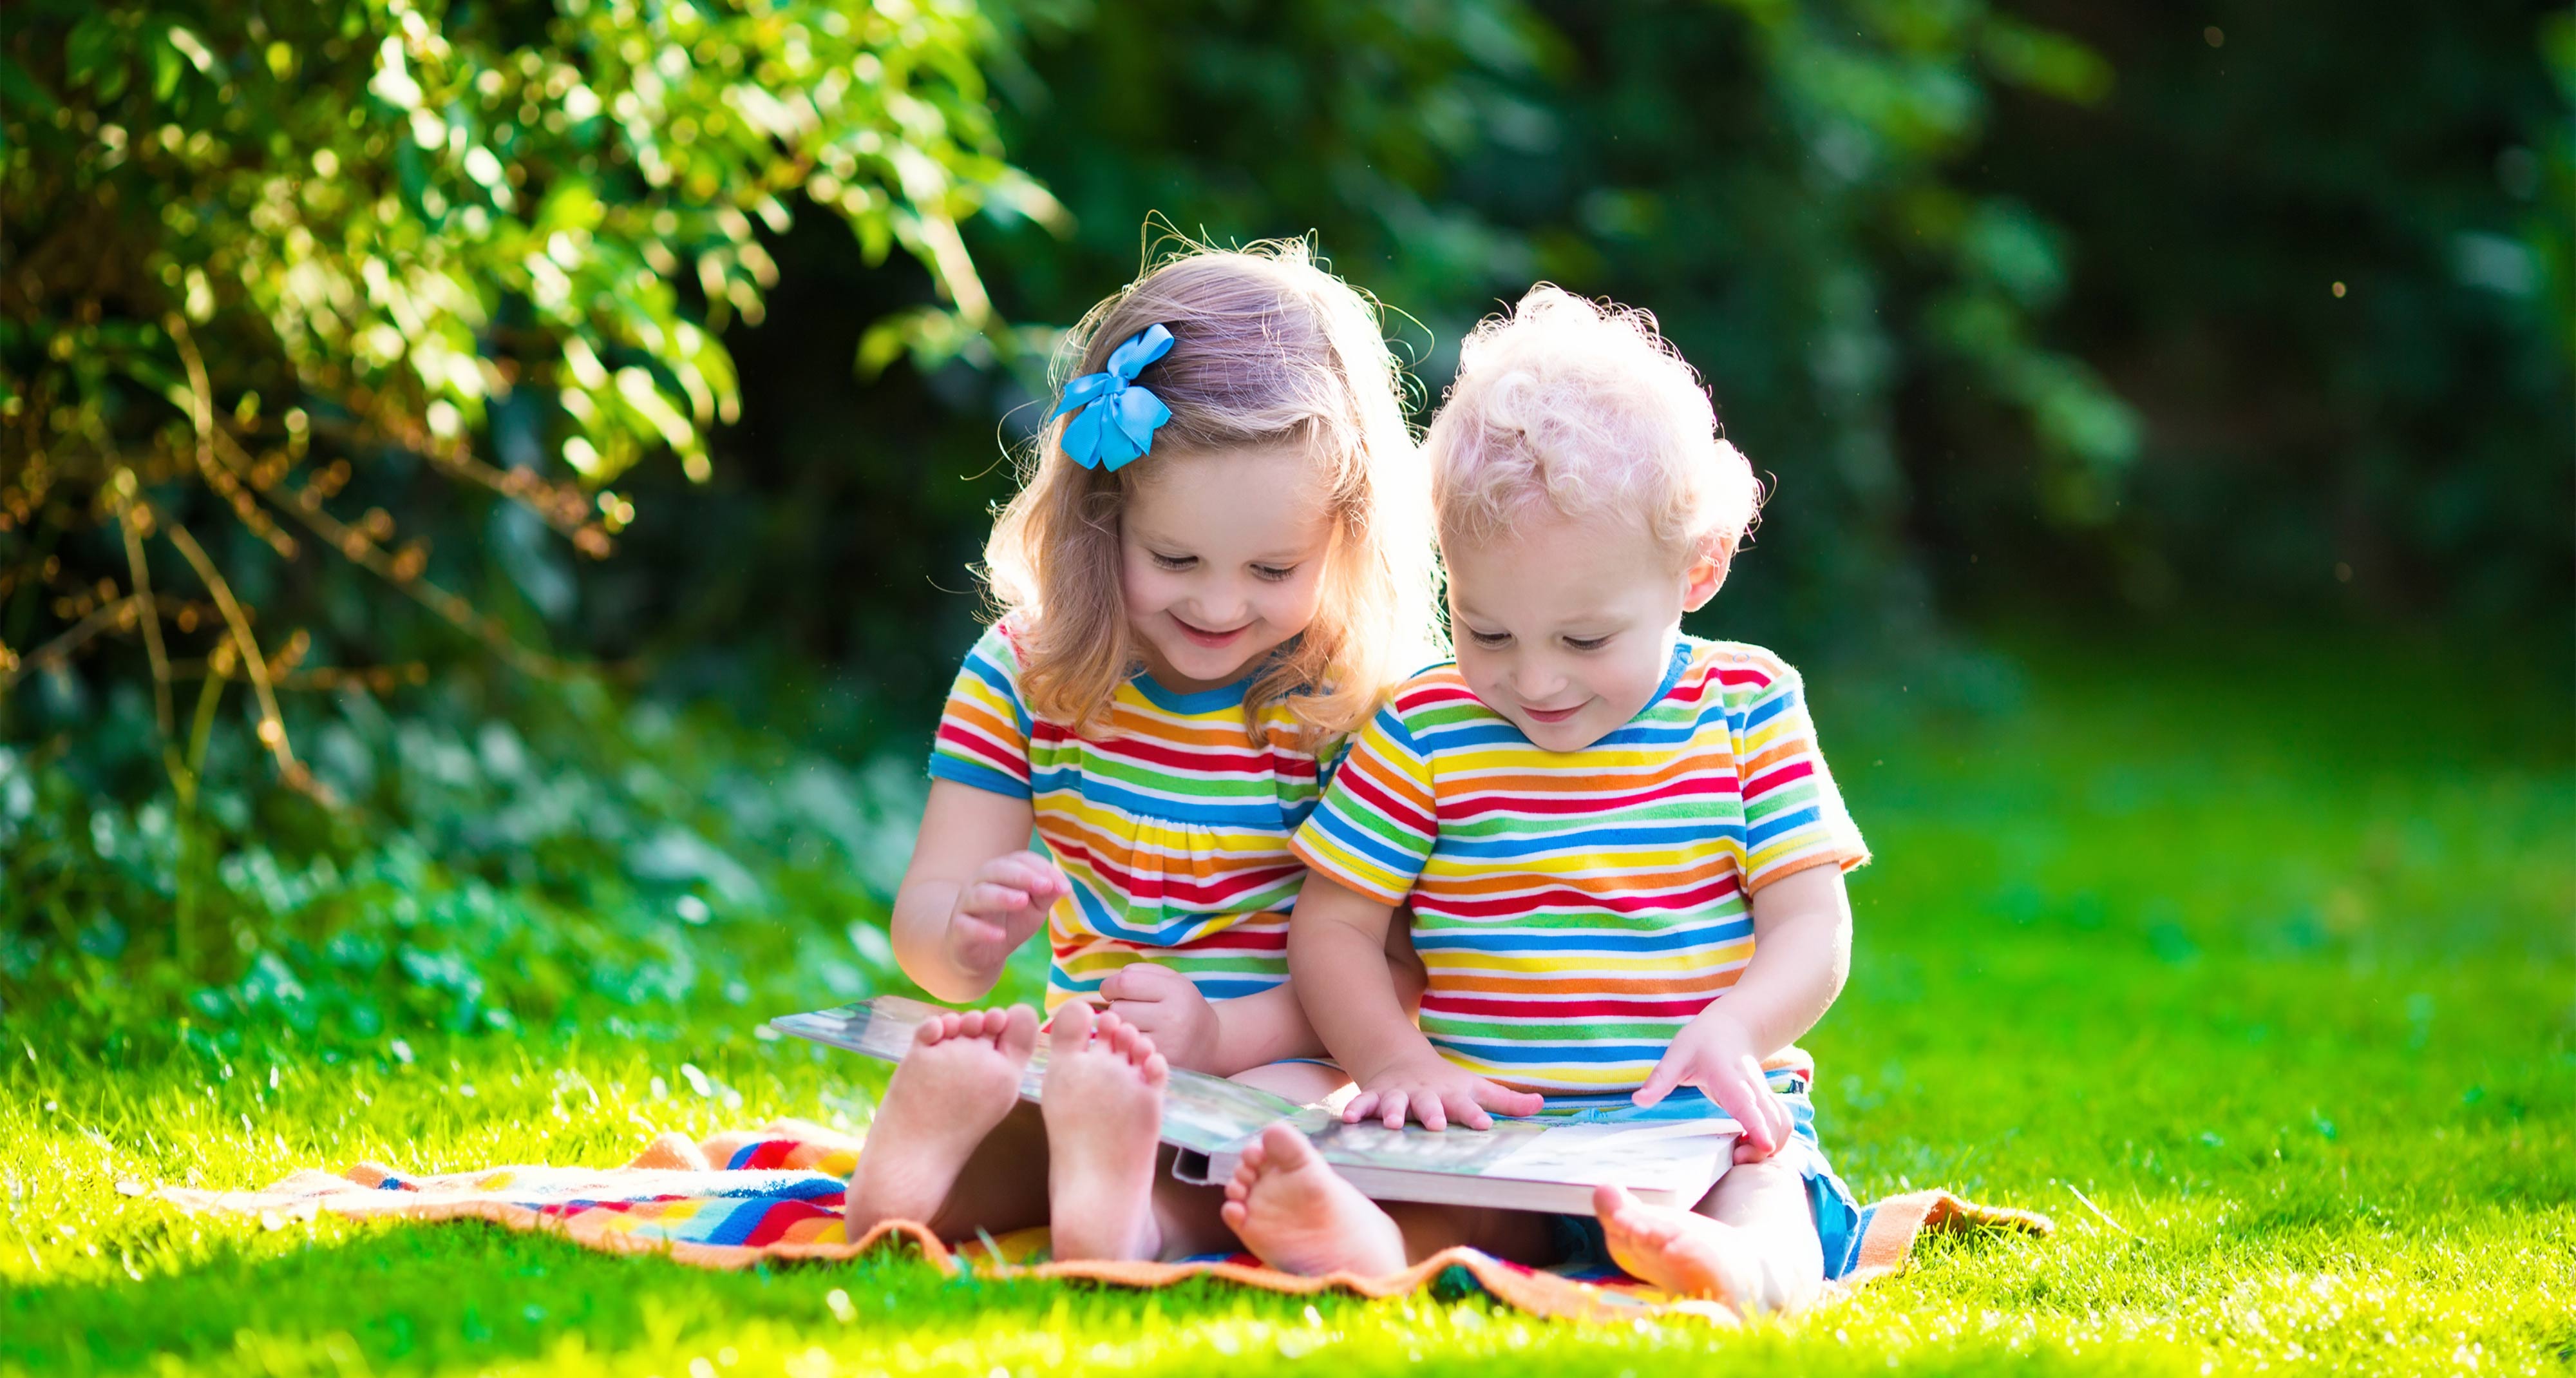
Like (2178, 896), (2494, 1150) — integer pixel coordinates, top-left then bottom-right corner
(1119, 443), (1337, 693)
(1444, 506), (1721, 752)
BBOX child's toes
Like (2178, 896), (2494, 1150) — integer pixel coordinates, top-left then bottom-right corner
(999, 1004), (1040, 1057)
(1049, 1000), (1094, 1053)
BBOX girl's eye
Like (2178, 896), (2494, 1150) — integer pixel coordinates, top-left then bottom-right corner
(1150, 552), (1197, 571)
(1468, 631), (1513, 649)
(1251, 564), (1297, 582)
(1564, 635), (1609, 652)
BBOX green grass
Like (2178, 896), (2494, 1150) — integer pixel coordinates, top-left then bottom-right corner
(6, 633), (2572, 1376)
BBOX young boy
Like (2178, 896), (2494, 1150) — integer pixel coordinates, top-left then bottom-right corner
(1218, 286), (1871, 1314)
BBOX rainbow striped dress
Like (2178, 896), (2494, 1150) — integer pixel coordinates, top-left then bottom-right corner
(927, 622), (1343, 1012)
(1291, 636), (1869, 1107)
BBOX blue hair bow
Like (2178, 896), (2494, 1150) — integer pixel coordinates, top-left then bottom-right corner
(1052, 323), (1175, 470)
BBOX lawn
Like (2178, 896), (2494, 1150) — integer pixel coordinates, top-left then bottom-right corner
(6, 632), (2571, 1377)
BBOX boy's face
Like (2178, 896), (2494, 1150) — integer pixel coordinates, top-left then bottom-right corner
(1445, 508), (1719, 752)
(1120, 442), (1336, 693)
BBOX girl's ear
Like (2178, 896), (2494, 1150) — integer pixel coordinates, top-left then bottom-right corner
(1681, 538), (1731, 613)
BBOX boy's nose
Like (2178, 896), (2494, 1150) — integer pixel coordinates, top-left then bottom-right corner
(1511, 662), (1569, 701)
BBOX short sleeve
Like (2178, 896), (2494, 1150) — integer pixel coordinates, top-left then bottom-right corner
(1731, 662), (1871, 890)
(926, 624), (1035, 799)
(1290, 704), (1438, 904)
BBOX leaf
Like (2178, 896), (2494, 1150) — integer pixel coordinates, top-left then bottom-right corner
(151, 37), (182, 102)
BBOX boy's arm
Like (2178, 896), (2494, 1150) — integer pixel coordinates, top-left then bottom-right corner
(1291, 875), (1542, 1129)
(888, 780), (1070, 1004)
(1632, 863), (1854, 1155)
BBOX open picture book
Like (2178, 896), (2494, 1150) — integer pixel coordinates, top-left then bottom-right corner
(771, 995), (1740, 1214)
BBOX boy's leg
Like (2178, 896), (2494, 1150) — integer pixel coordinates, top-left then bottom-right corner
(848, 1006), (1048, 1239)
(1146, 1058), (1354, 1261)
(1217, 1124), (1562, 1274)
(1220, 1124), (1408, 1274)
(1593, 1158), (1824, 1313)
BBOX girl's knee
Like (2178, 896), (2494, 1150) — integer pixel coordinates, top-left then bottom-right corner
(1696, 1156), (1810, 1218)
(1229, 1060), (1351, 1105)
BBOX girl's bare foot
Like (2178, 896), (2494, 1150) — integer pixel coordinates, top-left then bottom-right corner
(1041, 1003), (1171, 1261)
(846, 1006), (1038, 1234)
(1593, 1182), (1811, 1314)
(1219, 1124), (1408, 1276)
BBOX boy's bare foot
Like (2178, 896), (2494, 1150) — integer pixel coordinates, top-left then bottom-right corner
(1219, 1124), (1408, 1276)
(1593, 1182), (1810, 1314)
(1041, 1003), (1170, 1261)
(846, 1006), (1038, 1234)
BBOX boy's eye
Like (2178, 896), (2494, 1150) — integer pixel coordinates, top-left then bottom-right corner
(1150, 552), (1197, 571)
(1564, 635), (1610, 652)
(1251, 564), (1298, 582)
(1467, 631), (1513, 649)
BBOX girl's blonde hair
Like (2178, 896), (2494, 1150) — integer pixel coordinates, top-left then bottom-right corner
(1428, 285), (1762, 566)
(982, 240), (1440, 744)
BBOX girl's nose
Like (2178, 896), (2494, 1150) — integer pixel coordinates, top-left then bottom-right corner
(1192, 583), (1251, 627)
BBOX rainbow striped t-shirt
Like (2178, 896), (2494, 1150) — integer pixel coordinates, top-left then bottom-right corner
(928, 622), (1343, 1012)
(1290, 636), (1869, 1105)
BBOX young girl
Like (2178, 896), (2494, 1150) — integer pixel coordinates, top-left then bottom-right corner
(1220, 286), (1871, 1315)
(846, 242), (1440, 1262)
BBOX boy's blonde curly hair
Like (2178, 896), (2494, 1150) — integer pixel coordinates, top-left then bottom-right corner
(981, 239), (1441, 745)
(1428, 285), (1762, 568)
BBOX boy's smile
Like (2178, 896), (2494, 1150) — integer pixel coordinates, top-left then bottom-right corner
(1444, 507), (1725, 752)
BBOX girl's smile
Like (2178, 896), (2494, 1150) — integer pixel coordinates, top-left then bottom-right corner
(1172, 614), (1253, 649)
(1119, 441), (1336, 693)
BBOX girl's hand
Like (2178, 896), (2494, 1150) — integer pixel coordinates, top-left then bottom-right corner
(1632, 1009), (1796, 1161)
(1100, 962), (1220, 1073)
(941, 851), (1069, 979)
(1345, 1053), (1545, 1131)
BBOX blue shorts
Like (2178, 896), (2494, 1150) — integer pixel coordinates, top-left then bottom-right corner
(1537, 1086), (1864, 1281)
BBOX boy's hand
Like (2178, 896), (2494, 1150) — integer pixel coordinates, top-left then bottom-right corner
(1100, 962), (1220, 1073)
(942, 851), (1068, 977)
(1345, 1052), (1545, 1131)
(1633, 1010), (1795, 1161)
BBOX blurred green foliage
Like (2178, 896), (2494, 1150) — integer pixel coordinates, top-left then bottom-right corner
(995, 0), (2144, 636)
(2, 676), (930, 1054)
(3, 0), (2569, 1038)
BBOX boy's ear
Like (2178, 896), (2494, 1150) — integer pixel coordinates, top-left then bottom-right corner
(1681, 539), (1731, 613)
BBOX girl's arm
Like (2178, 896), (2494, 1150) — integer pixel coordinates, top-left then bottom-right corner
(1631, 863), (1855, 1155)
(888, 780), (1070, 1004)
(1103, 919), (1428, 1075)
(1289, 875), (1542, 1129)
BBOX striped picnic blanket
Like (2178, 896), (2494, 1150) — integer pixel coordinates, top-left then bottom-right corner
(158, 1118), (2050, 1324)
